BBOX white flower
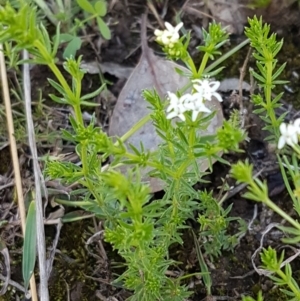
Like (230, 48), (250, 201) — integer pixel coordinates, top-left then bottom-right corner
(192, 79), (223, 103)
(293, 118), (300, 134)
(278, 122), (298, 149)
(166, 92), (189, 121)
(154, 22), (183, 47)
(184, 93), (211, 121)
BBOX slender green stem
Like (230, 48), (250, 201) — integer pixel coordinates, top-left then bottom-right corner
(33, 42), (82, 124)
(265, 60), (277, 132)
(276, 269), (300, 298)
(264, 196), (300, 231)
(34, 40), (84, 126)
(55, 199), (93, 207)
(119, 113), (152, 143)
(205, 38), (250, 73)
(176, 157), (193, 180)
(75, 14), (100, 30)
(188, 122), (196, 146)
(122, 151), (176, 178)
(291, 144), (300, 157)
(278, 155), (298, 206)
(33, 41), (101, 207)
(185, 54), (197, 76)
(197, 52), (209, 77)
(167, 137), (175, 159)
(34, 42), (70, 94)
(179, 39), (250, 92)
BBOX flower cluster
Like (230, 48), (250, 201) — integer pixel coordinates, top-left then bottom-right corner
(154, 22), (183, 48)
(278, 119), (300, 149)
(166, 79), (223, 122)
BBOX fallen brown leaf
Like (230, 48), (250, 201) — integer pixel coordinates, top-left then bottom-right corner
(109, 15), (223, 192)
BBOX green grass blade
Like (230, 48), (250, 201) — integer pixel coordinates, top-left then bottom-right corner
(192, 230), (212, 295)
(22, 200), (37, 291)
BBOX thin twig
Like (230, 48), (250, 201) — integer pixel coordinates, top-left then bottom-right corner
(23, 50), (49, 301)
(0, 44), (38, 301)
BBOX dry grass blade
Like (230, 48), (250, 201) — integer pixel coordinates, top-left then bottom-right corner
(23, 50), (49, 301)
(0, 44), (38, 300)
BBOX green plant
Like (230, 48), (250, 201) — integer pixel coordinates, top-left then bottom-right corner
(0, 2), (262, 300)
(231, 16), (300, 301)
(261, 247), (300, 300)
(242, 290), (264, 301)
(247, 0), (272, 9)
(33, 0), (111, 58)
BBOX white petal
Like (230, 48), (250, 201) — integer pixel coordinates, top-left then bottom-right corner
(294, 118), (300, 134)
(168, 91), (178, 102)
(289, 132), (298, 145)
(166, 104), (173, 112)
(199, 104), (211, 113)
(156, 36), (162, 43)
(170, 33), (179, 43)
(279, 123), (288, 135)
(193, 84), (203, 93)
(181, 93), (193, 102)
(166, 111), (177, 119)
(184, 101), (195, 110)
(161, 34), (170, 45)
(213, 92), (223, 102)
(201, 80), (211, 89)
(174, 22), (183, 32)
(287, 124), (297, 135)
(192, 110), (199, 121)
(164, 22), (174, 32)
(167, 91), (175, 98)
(192, 79), (202, 84)
(209, 81), (220, 91)
(294, 118), (300, 127)
(278, 136), (286, 149)
(178, 113), (186, 121)
(154, 29), (163, 37)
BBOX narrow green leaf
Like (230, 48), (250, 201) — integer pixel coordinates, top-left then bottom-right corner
(206, 66), (225, 77)
(271, 92), (284, 104)
(22, 200), (37, 291)
(80, 100), (100, 107)
(174, 67), (187, 76)
(62, 211), (94, 223)
(52, 23), (61, 57)
(48, 78), (65, 95)
(256, 62), (266, 77)
(81, 84), (106, 100)
(49, 94), (68, 104)
(251, 71), (266, 83)
(272, 80), (289, 85)
(76, 0), (95, 14)
(39, 23), (52, 55)
(277, 225), (300, 235)
(273, 39), (284, 57)
(192, 230), (211, 294)
(96, 17), (111, 39)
